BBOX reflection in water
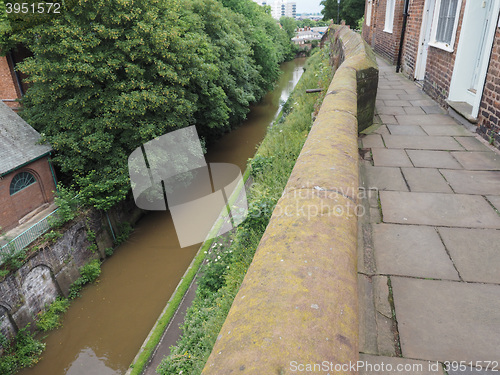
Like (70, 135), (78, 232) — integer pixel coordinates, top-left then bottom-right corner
(17, 58), (306, 375)
(65, 348), (121, 375)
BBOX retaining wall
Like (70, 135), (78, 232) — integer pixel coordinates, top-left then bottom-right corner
(201, 26), (378, 374)
(0, 199), (142, 349)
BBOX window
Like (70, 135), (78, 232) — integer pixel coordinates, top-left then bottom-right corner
(10, 171), (36, 195)
(384, 0), (396, 33)
(429, 0), (462, 52)
(366, 0), (373, 27)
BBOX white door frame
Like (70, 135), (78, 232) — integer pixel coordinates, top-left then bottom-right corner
(414, 0), (436, 80)
(448, 0), (500, 118)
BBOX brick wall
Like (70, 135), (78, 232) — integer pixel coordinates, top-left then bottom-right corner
(421, 2), (465, 106)
(477, 29), (500, 146)
(400, 0), (425, 78)
(365, 0), (406, 64)
(0, 56), (21, 110)
(0, 156), (56, 231)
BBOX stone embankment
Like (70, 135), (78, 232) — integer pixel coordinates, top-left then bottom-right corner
(201, 26), (378, 375)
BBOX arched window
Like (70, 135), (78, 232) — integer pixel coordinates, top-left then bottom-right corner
(10, 171), (36, 195)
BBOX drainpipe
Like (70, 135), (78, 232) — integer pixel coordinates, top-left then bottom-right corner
(105, 211), (117, 242)
(396, 0), (410, 73)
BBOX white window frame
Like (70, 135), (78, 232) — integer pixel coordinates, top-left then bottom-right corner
(384, 0), (396, 33)
(366, 0), (373, 27)
(428, 0), (462, 52)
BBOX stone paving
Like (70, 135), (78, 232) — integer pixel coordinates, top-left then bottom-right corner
(358, 57), (500, 375)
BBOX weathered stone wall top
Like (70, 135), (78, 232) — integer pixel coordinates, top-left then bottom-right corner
(201, 27), (378, 375)
(330, 26), (378, 133)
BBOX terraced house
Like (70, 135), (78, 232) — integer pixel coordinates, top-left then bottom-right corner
(362, 0), (500, 146)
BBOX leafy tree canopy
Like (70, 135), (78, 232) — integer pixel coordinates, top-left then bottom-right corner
(320, 0), (365, 27)
(11, 0), (291, 210)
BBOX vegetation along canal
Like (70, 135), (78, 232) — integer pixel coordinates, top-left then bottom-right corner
(18, 57), (306, 375)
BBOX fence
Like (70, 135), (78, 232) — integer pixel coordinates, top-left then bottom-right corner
(0, 208), (59, 262)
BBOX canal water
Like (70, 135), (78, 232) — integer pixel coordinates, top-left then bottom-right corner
(18, 57), (306, 375)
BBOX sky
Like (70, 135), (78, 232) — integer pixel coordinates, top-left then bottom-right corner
(293, 0), (324, 14)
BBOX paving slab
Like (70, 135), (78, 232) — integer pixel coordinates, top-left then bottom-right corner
(363, 166), (408, 191)
(373, 224), (459, 280)
(451, 151), (500, 171)
(377, 106), (408, 115)
(454, 137), (491, 151)
(379, 191), (500, 228)
(372, 148), (413, 167)
(383, 135), (463, 151)
(402, 168), (453, 193)
(377, 94), (400, 101)
(379, 114), (399, 125)
(362, 134), (385, 148)
(438, 228), (500, 284)
(440, 170), (500, 195)
(421, 105), (447, 114)
(383, 100), (413, 107)
(359, 354), (445, 375)
(391, 277), (500, 362)
(403, 106), (426, 115)
(407, 150), (463, 169)
(395, 114), (457, 125)
(387, 125), (427, 136)
(397, 93), (428, 101)
(420, 124), (473, 137)
(410, 99), (439, 107)
(373, 125), (390, 135)
(486, 195), (500, 211)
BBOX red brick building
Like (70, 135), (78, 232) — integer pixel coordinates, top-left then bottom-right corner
(363, 0), (500, 146)
(0, 101), (56, 232)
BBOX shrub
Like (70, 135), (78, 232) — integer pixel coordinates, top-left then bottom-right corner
(36, 297), (70, 332)
(68, 259), (101, 299)
(0, 326), (45, 375)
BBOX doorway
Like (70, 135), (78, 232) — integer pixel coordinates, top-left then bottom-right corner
(448, 0), (500, 119)
(414, 0), (436, 81)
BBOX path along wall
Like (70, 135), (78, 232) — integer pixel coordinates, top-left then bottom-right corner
(201, 26), (378, 374)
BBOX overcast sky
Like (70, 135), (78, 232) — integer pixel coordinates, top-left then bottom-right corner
(293, 0), (323, 13)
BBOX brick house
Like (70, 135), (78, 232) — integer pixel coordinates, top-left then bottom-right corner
(0, 101), (56, 232)
(363, 0), (500, 145)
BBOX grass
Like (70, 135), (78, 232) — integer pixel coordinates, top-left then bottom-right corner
(155, 47), (334, 375)
(128, 171), (251, 375)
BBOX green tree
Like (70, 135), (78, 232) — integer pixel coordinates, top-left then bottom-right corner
(321, 0), (365, 27)
(10, 0), (292, 210)
(280, 16), (297, 40)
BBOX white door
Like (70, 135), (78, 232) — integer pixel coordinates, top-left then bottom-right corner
(448, 0), (500, 118)
(414, 0), (436, 81)
(470, 0), (495, 93)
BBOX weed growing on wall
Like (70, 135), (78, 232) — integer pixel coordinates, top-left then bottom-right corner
(36, 297), (70, 332)
(68, 259), (102, 299)
(0, 326), (45, 375)
(157, 47), (334, 375)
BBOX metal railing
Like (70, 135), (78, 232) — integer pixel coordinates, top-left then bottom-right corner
(0, 208), (59, 260)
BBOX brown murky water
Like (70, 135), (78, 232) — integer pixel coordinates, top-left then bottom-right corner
(18, 58), (306, 375)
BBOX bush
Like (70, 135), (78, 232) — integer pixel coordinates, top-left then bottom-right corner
(114, 222), (133, 246)
(0, 326), (45, 375)
(68, 259), (101, 299)
(49, 185), (79, 229)
(36, 297), (70, 332)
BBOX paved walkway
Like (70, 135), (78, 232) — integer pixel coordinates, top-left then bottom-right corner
(358, 57), (500, 375)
